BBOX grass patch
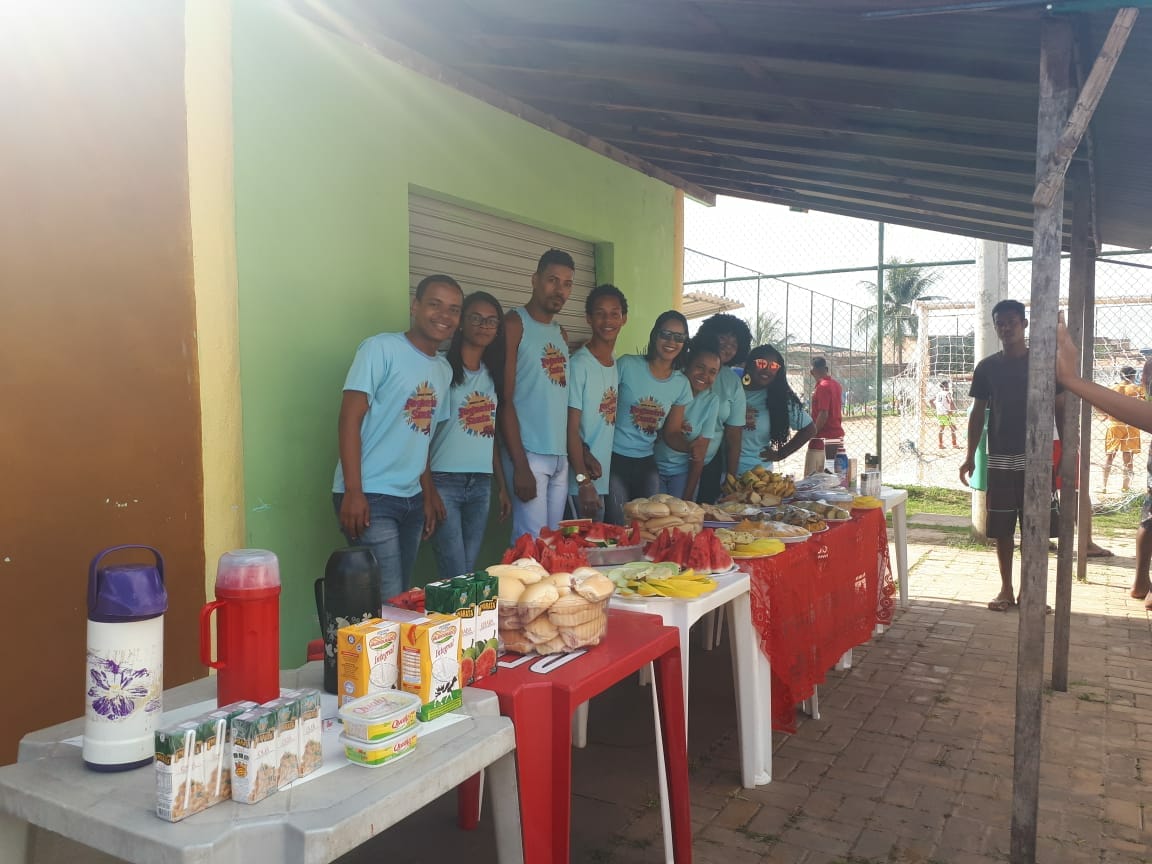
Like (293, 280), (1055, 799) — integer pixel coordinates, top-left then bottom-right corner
(902, 485), (971, 518)
(1091, 495), (1143, 534)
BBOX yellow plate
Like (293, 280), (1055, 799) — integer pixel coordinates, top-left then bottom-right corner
(852, 497), (883, 509)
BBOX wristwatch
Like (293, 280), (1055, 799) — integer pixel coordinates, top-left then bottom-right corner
(575, 473), (592, 487)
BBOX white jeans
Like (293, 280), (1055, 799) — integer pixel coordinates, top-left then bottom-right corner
(504, 450), (569, 541)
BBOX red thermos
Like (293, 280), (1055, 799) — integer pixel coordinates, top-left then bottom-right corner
(200, 549), (281, 706)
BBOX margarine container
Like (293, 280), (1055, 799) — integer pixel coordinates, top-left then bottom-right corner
(339, 729), (419, 768)
(338, 690), (420, 742)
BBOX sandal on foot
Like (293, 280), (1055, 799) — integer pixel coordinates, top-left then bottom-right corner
(988, 597), (1016, 611)
(1086, 545), (1114, 558)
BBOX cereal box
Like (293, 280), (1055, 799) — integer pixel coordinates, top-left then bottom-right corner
(400, 613), (461, 722)
(283, 688), (323, 777)
(155, 721), (203, 822)
(230, 707), (278, 804)
(263, 696), (301, 788)
(337, 618), (403, 707)
(470, 572), (499, 682)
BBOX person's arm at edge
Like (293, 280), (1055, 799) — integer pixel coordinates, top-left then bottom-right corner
(1058, 324), (1152, 432)
(419, 456), (444, 540)
(724, 425), (743, 480)
(496, 312), (536, 502)
(338, 390), (370, 538)
(764, 421), (816, 463)
(683, 438), (710, 500)
(492, 440), (510, 521)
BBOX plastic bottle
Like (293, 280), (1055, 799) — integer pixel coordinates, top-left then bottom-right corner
(200, 549), (281, 706)
(834, 445), (849, 487)
(84, 545), (167, 771)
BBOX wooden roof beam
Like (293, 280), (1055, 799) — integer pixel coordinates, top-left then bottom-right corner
(1034, 8), (1139, 208)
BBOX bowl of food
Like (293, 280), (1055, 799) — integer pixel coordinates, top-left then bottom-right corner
(489, 560), (615, 654)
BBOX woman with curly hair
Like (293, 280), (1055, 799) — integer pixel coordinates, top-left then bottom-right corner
(423, 290), (510, 581)
(606, 310), (692, 523)
(739, 344), (816, 473)
(694, 313), (753, 501)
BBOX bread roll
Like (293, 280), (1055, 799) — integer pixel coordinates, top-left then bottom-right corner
(524, 615), (560, 643)
(640, 502), (671, 518)
(649, 493), (674, 504)
(518, 580), (560, 621)
(559, 614), (607, 648)
(533, 635), (569, 655)
(644, 515), (683, 531)
(573, 572), (615, 603)
(487, 564), (543, 585)
(667, 499), (690, 516)
(547, 595), (601, 626)
(500, 628), (533, 655)
(551, 572), (573, 595)
(512, 558), (551, 580)
(498, 575), (526, 603)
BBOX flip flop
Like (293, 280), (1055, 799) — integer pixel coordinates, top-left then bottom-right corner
(988, 597), (1016, 611)
(1087, 545), (1114, 558)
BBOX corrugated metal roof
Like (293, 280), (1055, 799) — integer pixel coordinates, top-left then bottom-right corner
(309, 0), (1152, 250)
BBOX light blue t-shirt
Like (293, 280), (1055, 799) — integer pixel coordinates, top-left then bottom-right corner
(654, 389), (720, 476)
(429, 365), (498, 474)
(705, 366), (748, 464)
(738, 387), (813, 473)
(567, 346), (618, 495)
(512, 308), (568, 456)
(333, 332), (452, 497)
(612, 354), (693, 459)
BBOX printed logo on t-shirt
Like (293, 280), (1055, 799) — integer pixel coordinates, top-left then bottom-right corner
(745, 406), (757, 432)
(457, 391), (496, 438)
(599, 386), (618, 426)
(630, 396), (667, 437)
(540, 343), (567, 387)
(403, 382), (438, 435)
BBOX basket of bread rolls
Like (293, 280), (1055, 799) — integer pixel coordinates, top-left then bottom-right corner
(487, 558), (616, 655)
(622, 494), (706, 541)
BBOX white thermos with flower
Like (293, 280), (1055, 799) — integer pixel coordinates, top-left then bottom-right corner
(83, 545), (167, 771)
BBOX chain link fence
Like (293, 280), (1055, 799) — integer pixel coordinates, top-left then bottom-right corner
(684, 198), (1152, 493)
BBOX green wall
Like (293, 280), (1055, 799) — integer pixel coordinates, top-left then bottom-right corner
(232, 0), (677, 662)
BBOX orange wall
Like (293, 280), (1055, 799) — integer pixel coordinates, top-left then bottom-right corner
(0, 3), (205, 763)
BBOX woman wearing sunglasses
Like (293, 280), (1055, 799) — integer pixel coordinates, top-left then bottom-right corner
(739, 344), (816, 473)
(606, 310), (693, 523)
(423, 291), (511, 581)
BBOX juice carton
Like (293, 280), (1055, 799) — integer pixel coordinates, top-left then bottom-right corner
(470, 572), (499, 682)
(154, 721), (202, 822)
(283, 688), (323, 776)
(230, 707), (278, 804)
(399, 614), (462, 722)
(338, 617), (403, 707)
(263, 696), (301, 788)
(426, 578), (478, 685)
(202, 700), (257, 804)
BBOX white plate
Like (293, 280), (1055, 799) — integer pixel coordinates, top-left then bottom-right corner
(777, 533), (810, 544)
(808, 525), (829, 534)
(707, 562), (741, 577)
(823, 516), (853, 523)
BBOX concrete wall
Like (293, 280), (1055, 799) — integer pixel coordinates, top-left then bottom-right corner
(232, 0), (679, 663)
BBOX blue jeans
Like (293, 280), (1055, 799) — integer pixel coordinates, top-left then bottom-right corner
(429, 472), (492, 582)
(606, 453), (661, 525)
(503, 450), (568, 540)
(659, 471), (689, 500)
(332, 492), (423, 602)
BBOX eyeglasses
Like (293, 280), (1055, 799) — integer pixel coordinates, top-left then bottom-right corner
(466, 313), (501, 329)
(753, 358), (782, 372)
(657, 328), (688, 344)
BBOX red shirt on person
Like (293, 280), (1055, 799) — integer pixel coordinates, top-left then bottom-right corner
(811, 375), (844, 440)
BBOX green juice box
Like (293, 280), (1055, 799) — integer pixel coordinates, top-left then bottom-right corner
(470, 572), (499, 682)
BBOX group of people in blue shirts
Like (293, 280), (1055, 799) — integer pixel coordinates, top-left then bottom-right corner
(332, 249), (817, 599)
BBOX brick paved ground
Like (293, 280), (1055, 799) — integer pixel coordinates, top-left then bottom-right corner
(339, 530), (1151, 864)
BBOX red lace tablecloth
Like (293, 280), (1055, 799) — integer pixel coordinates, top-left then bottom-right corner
(741, 507), (895, 733)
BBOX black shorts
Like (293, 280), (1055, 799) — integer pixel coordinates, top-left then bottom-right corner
(986, 466), (1059, 540)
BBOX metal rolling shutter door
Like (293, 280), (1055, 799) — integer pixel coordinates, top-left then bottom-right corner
(409, 195), (597, 345)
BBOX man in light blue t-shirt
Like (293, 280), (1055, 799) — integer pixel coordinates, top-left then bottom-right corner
(333, 275), (462, 600)
(568, 284), (628, 518)
(500, 249), (575, 540)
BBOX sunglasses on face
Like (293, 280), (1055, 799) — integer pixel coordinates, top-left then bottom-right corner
(753, 358), (782, 371)
(657, 328), (688, 344)
(465, 313), (501, 329)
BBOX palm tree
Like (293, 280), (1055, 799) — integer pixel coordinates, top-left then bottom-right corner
(748, 312), (790, 348)
(856, 258), (940, 367)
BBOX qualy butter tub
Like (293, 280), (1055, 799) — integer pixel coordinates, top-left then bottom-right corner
(339, 729), (419, 768)
(338, 690), (420, 742)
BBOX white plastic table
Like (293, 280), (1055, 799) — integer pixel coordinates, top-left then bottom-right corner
(881, 485), (910, 607)
(0, 664), (523, 864)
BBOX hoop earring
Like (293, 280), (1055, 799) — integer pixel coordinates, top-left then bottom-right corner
(743, 374), (752, 386)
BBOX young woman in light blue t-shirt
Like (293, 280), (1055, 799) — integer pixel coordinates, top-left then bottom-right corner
(738, 344), (817, 474)
(606, 310), (693, 523)
(655, 339), (721, 501)
(424, 291), (510, 581)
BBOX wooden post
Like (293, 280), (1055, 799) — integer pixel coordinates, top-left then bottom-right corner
(1012, 15), (1074, 864)
(1076, 242), (1097, 585)
(1052, 163), (1092, 692)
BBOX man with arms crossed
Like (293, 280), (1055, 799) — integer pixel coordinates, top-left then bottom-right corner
(500, 249), (574, 539)
(568, 284), (627, 518)
(333, 275), (461, 600)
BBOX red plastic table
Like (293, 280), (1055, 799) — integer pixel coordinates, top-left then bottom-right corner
(459, 608), (692, 864)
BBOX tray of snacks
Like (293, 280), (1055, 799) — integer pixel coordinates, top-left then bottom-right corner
(774, 505), (829, 533)
(801, 500), (852, 522)
(731, 518), (810, 543)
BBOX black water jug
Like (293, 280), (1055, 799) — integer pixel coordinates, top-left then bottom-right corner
(314, 547), (381, 693)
